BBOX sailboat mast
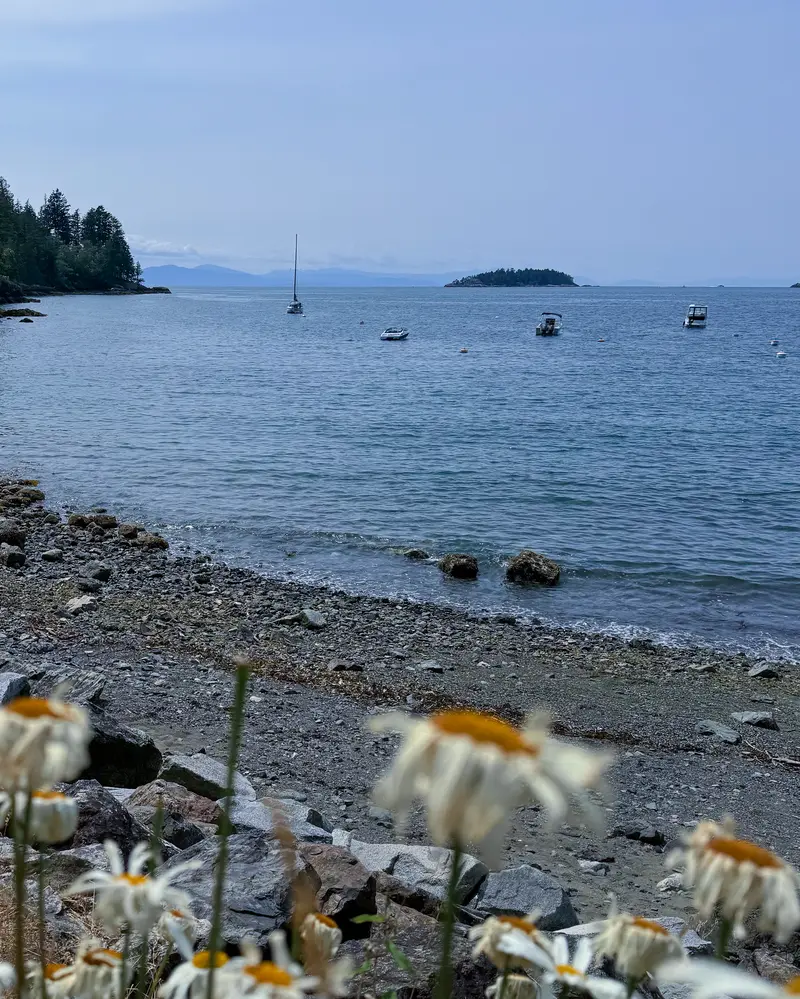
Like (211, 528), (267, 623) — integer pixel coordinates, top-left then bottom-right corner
(293, 234), (298, 301)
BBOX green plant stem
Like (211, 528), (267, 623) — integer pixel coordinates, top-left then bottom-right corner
(13, 792), (34, 999)
(120, 927), (132, 999)
(434, 838), (462, 999)
(205, 664), (250, 999)
(498, 968), (510, 999)
(626, 974), (641, 998)
(38, 849), (48, 999)
(135, 934), (151, 999)
(716, 917), (733, 959)
(147, 943), (173, 999)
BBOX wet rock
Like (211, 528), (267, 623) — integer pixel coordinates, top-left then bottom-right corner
(331, 832), (487, 904)
(474, 865), (577, 930)
(731, 710), (779, 730)
(0, 519), (26, 548)
(85, 561), (112, 582)
(221, 797), (332, 843)
(19, 317), (34, 323)
(438, 553), (479, 580)
(88, 513), (117, 530)
(118, 523), (140, 540)
(299, 843), (377, 926)
(136, 531), (169, 550)
(403, 549), (430, 560)
(505, 549), (561, 586)
(695, 719), (741, 744)
(0, 543), (26, 568)
(0, 672), (30, 705)
(163, 831), (317, 948)
(62, 780), (152, 856)
(159, 753), (255, 800)
(127, 779), (222, 825)
(84, 709), (163, 787)
(748, 664), (781, 680)
(67, 514), (89, 528)
(41, 549), (64, 562)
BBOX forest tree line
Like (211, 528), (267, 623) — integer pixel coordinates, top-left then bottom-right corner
(0, 177), (141, 299)
(446, 267), (576, 287)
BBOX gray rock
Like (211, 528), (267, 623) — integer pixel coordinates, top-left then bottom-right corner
(118, 523), (140, 540)
(220, 797), (332, 843)
(64, 595), (97, 615)
(639, 826), (666, 846)
(0, 544), (26, 568)
(403, 549), (430, 560)
(299, 843), (377, 923)
(695, 719), (741, 744)
(656, 917), (713, 956)
(578, 859), (608, 876)
(748, 664), (781, 679)
(438, 553), (479, 580)
(331, 832), (487, 904)
(162, 831), (315, 947)
(418, 660), (451, 673)
(45, 843), (112, 892)
(127, 779), (221, 824)
(128, 804), (207, 850)
(505, 549), (561, 586)
(368, 806), (394, 827)
(731, 710), (779, 730)
(159, 753), (255, 801)
(301, 608), (327, 629)
(327, 660), (363, 672)
(261, 796), (333, 832)
(106, 788), (136, 804)
(474, 865), (577, 930)
(85, 708), (163, 787)
(0, 519), (26, 548)
(85, 561), (112, 582)
(41, 549), (64, 563)
(0, 672), (31, 705)
(76, 578), (102, 594)
(62, 780), (152, 855)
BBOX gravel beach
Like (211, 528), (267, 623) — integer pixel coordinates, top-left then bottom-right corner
(2, 476), (799, 928)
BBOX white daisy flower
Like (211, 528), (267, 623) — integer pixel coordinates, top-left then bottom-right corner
(369, 709), (611, 856)
(70, 939), (130, 999)
(0, 789), (78, 844)
(0, 963), (15, 995)
(0, 696), (90, 788)
(562, 900), (684, 979)
(667, 819), (800, 942)
(25, 960), (74, 999)
(658, 959), (800, 999)
(224, 933), (318, 999)
(156, 906), (203, 946)
(159, 949), (231, 999)
(65, 840), (200, 935)
(499, 933), (626, 999)
(315, 956), (354, 998)
(486, 973), (539, 999)
(300, 912), (342, 961)
(469, 912), (552, 970)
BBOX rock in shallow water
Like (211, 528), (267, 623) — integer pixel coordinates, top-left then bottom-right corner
(438, 553), (479, 580)
(505, 549), (561, 586)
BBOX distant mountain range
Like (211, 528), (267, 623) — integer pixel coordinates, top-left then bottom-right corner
(141, 264), (463, 288)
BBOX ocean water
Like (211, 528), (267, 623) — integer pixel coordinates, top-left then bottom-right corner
(1, 286), (798, 660)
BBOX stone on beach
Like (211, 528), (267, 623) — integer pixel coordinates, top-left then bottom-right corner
(84, 708), (163, 787)
(41, 548), (64, 562)
(473, 864), (577, 930)
(438, 552), (479, 580)
(299, 843), (378, 924)
(64, 594), (97, 615)
(85, 560), (112, 581)
(0, 543), (26, 568)
(505, 549), (561, 586)
(63, 779), (153, 855)
(0, 518), (26, 548)
(159, 752), (256, 800)
(136, 531), (169, 550)
(731, 710), (779, 730)
(220, 796), (332, 843)
(127, 779), (222, 825)
(0, 672), (31, 704)
(695, 719), (741, 744)
(748, 663), (781, 679)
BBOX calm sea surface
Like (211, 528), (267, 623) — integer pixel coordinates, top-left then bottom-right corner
(1, 286), (798, 660)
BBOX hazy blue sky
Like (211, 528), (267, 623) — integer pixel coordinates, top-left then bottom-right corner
(2, 0), (798, 283)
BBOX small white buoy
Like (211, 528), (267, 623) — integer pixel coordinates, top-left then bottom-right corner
(776, 351), (787, 358)
(770, 339), (779, 345)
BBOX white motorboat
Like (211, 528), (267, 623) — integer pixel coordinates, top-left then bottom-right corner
(286, 234), (303, 315)
(683, 304), (707, 328)
(535, 311), (562, 336)
(381, 327), (409, 341)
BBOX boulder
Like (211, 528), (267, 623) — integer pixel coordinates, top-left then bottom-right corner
(85, 561), (112, 582)
(136, 532), (169, 550)
(87, 514), (117, 530)
(67, 514), (89, 529)
(127, 804), (207, 850)
(64, 595), (97, 615)
(505, 549), (561, 586)
(127, 779), (221, 825)
(162, 831), (317, 947)
(77, 578), (102, 594)
(403, 549), (430, 560)
(0, 544), (26, 568)
(438, 553), (479, 580)
(473, 865), (577, 930)
(0, 672), (31, 705)
(731, 710), (779, 731)
(748, 664), (781, 680)
(0, 519), (26, 548)
(655, 917), (712, 956)
(62, 780), (152, 857)
(83, 709), (162, 787)
(374, 871), (442, 918)
(300, 608), (327, 630)
(695, 719), (741, 745)
(299, 843), (377, 926)
(343, 900), (494, 999)
(220, 797), (332, 843)
(41, 549), (64, 562)
(159, 753), (255, 801)
(44, 843), (111, 892)
(261, 796), (333, 832)
(118, 523), (140, 540)
(331, 833), (487, 904)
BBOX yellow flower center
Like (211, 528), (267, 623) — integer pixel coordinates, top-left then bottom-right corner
(44, 964), (69, 979)
(556, 965), (583, 978)
(32, 791), (68, 801)
(784, 980), (800, 996)
(312, 912), (338, 929)
(498, 916), (538, 936)
(117, 874), (149, 886)
(432, 710), (539, 756)
(191, 952), (229, 970)
(244, 962), (293, 986)
(631, 917), (669, 935)
(169, 908), (187, 918)
(5, 697), (75, 721)
(706, 837), (782, 869)
(84, 949), (122, 967)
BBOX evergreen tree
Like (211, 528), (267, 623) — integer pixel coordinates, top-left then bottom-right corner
(40, 189), (72, 244)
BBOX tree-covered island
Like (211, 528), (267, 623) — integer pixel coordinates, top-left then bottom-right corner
(445, 267), (576, 288)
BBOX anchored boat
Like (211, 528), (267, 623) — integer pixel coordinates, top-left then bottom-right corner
(286, 234), (303, 315)
(535, 312), (562, 336)
(381, 327), (409, 341)
(683, 304), (707, 328)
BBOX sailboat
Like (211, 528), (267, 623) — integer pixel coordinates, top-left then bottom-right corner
(286, 234), (303, 315)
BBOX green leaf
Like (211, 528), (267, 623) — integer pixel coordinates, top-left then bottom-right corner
(351, 913), (386, 924)
(386, 941), (413, 973)
(352, 959), (373, 977)
(380, 991), (398, 999)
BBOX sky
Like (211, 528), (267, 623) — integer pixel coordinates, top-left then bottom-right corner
(1, 0), (799, 284)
